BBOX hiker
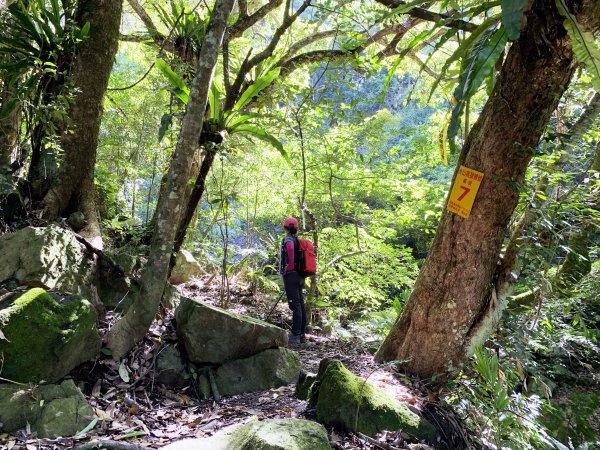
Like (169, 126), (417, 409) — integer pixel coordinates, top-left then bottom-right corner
(280, 217), (306, 346)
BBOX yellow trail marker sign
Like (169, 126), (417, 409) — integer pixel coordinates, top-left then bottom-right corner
(447, 165), (484, 219)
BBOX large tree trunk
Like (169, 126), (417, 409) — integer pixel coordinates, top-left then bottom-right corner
(39, 0), (123, 247)
(375, 0), (599, 379)
(107, 0), (236, 359)
(0, 85), (20, 177)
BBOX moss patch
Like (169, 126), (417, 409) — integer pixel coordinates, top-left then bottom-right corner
(314, 360), (436, 441)
(230, 418), (330, 450)
(0, 288), (101, 383)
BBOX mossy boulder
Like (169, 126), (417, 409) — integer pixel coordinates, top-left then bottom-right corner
(0, 288), (101, 383)
(161, 419), (330, 450)
(296, 371), (317, 401)
(215, 348), (301, 396)
(311, 359), (436, 441)
(176, 297), (287, 365)
(541, 389), (600, 447)
(0, 224), (95, 294)
(0, 379), (96, 438)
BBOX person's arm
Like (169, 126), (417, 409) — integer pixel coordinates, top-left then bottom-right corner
(285, 239), (295, 272)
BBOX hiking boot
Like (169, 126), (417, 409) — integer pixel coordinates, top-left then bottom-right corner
(300, 334), (306, 344)
(287, 333), (302, 347)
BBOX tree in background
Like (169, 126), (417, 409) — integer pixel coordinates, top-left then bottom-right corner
(108, 0), (236, 358)
(39, 0), (123, 246)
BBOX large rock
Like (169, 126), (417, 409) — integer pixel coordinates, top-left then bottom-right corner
(169, 249), (204, 285)
(0, 224), (94, 294)
(0, 379), (96, 438)
(176, 297), (287, 364)
(215, 348), (301, 396)
(307, 359), (436, 441)
(161, 419), (330, 450)
(0, 288), (101, 383)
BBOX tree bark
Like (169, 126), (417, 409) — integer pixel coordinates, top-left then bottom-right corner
(0, 85), (20, 176)
(375, 0), (599, 379)
(0, 0), (15, 11)
(171, 149), (216, 257)
(107, 0), (236, 359)
(39, 0), (123, 247)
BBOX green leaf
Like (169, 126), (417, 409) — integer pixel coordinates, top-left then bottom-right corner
(501, 0), (527, 40)
(155, 58), (190, 104)
(555, 0), (600, 93)
(428, 14), (500, 103)
(448, 27), (507, 139)
(224, 112), (261, 128)
(209, 81), (222, 121)
(79, 21), (91, 40)
(99, 347), (112, 356)
(233, 67), (280, 111)
(231, 124), (290, 165)
(76, 418), (98, 436)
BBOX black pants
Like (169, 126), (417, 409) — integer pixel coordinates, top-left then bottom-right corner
(283, 271), (306, 336)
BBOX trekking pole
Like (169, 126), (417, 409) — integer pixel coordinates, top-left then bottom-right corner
(264, 291), (285, 321)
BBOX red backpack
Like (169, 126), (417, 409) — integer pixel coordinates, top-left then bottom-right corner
(296, 238), (317, 277)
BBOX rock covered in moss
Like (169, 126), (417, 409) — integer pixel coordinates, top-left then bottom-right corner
(0, 224), (95, 294)
(215, 348), (301, 396)
(0, 379), (96, 438)
(296, 370), (317, 401)
(176, 297), (287, 364)
(312, 359), (436, 441)
(160, 419), (330, 450)
(230, 418), (330, 449)
(0, 288), (101, 383)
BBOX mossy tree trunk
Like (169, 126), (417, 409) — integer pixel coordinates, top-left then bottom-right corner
(0, 84), (20, 178)
(107, 0), (236, 359)
(39, 0), (123, 247)
(375, 0), (600, 379)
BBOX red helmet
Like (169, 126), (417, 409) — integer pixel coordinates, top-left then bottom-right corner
(283, 217), (298, 230)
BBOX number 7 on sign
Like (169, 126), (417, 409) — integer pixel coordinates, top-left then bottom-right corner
(457, 186), (471, 201)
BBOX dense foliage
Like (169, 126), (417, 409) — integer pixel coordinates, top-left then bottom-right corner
(1, 0), (599, 447)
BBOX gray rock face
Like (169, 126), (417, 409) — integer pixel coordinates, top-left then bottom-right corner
(0, 288), (101, 383)
(215, 348), (301, 396)
(156, 345), (187, 388)
(175, 298), (287, 365)
(0, 224), (94, 295)
(0, 380), (96, 438)
(169, 249), (204, 285)
(160, 418), (331, 450)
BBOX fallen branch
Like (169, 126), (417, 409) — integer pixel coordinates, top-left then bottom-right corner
(74, 440), (148, 450)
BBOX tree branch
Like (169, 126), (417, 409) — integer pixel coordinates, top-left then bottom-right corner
(229, 0), (284, 39)
(225, 0), (312, 109)
(375, 0), (477, 32)
(127, 0), (160, 37)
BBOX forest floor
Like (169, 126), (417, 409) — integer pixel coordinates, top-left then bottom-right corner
(3, 279), (442, 450)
